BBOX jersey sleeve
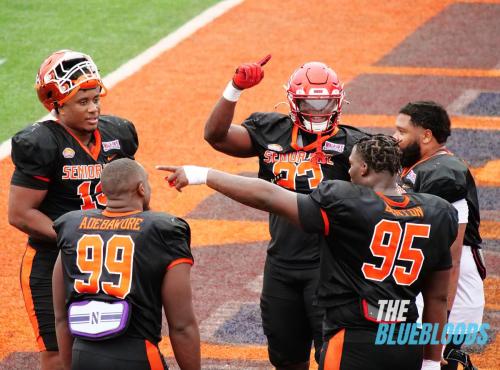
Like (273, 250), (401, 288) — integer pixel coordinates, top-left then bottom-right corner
(339, 125), (372, 154)
(53, 210), (82, 251)
(297, 180), (354, 235)
(241, 112), (292, 151)
(416, 163), (467, 203)
(11, 123), (58, 190)
(297, 193), (325, 234)
(156, 215), (193, 269)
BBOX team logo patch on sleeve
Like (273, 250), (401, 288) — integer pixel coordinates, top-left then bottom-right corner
(62, 147), (75, 158)
(102, 140), (121, 151)
(323, 142), (345, 153)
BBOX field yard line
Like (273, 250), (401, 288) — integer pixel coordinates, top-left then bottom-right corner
(0, 0), (243, 161)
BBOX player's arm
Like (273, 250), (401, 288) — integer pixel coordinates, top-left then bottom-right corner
(157, 165), (300, 227)
(162, 263), (200, 370)
(8, 185), (56, 241)
(52, 254), (73, 370)
(9, 126), (58, 241)
(448, 223), (465, 310)
(203, 55), (271, 158)
(421, 268), (450, 364)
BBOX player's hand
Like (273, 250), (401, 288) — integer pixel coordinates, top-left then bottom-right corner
(232, 54), (271, 89)
(156, 165), (209, 192)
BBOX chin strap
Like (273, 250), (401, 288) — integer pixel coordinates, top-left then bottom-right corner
(311, 133), (326, 165)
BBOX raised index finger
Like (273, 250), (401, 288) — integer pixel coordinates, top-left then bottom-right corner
(257, 54), (272, 67)
(155, 165), (179, 173)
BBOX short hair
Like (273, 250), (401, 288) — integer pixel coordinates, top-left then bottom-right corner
(355, 134), (402, 176)
(101, 158), (145, 197)
(399, 101), (451, 144)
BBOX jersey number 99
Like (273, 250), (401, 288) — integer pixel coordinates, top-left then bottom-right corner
(74, 234), (135, 299)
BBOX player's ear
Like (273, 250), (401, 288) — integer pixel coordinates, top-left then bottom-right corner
(419, 127), (433, 145)
(137, 181), (146, 197)
(360, 161), (369, 176)
(421, 128), (433, 144)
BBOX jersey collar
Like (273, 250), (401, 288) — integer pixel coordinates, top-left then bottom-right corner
(376, 192), (410, 208)
(102, 210), (142, 217)
(401, 147), (452, 178)
(56, 121), (102, 161)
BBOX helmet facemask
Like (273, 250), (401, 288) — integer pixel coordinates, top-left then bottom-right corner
(292, 95), (341, 133)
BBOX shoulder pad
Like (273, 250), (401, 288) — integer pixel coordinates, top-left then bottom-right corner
(311, 180), (359, 208)
(99, 115), (139, 157)
(241, 112), (293, 150)
(11, 121), (59, 177)
(415, 155), (468, 202)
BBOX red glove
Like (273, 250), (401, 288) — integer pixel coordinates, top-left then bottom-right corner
(232, 54), (271, 90)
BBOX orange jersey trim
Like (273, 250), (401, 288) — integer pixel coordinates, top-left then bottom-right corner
(145, 340), (165, 370)
(376, 192), (410, 208)
(324, 328), (345, 370)
(400, 148), (452, 178)
(57, 122), (102, 161)
(320, 208), (330, 236)
(33, 175), (50, 183)
(102, 210), (142, 218)
(20, 245), (46, 351)
(167, 258), (194, 270)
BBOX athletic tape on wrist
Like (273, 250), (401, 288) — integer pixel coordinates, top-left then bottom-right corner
(183, 165), (209, 185)
(222, 81), (242, 102)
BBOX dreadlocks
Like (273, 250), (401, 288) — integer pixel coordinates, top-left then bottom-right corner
(355, 134), (402, 176)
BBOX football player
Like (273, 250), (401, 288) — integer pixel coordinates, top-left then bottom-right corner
(393, 101), (484, 370)
(203, 55), (368, 369)
(8, 50), (139, 370)
(52, 158), (200, 370)
(158, 134), (458, 370)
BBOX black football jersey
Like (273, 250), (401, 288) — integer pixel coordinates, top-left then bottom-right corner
(53, 209), (193, 345)
(242, 112), (369, 268)
(297, 180), (458, 330)
(11, 115), (138, 248)
(399, 153), (481, 249)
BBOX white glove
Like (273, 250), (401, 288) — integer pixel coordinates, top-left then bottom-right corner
(421, 359), (441, 370)
(183, 165), (210, 185)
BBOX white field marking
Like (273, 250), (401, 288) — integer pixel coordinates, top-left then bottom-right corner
(0, 0), (243, 161)
(199, 301), (246, 342)
(0, 58), (5, 65)
(246, 274), (263, 294)
(447, 89), (481, 115)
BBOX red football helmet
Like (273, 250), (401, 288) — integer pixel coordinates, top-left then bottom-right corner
(286, 62), (344, 134)
(35, 50), (107, 111)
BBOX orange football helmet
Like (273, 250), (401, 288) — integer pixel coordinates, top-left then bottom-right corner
(286, 62), (344, 134)
(35, 50), (107, 111)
